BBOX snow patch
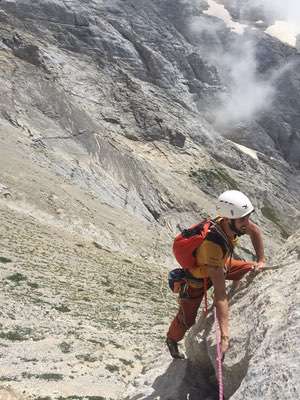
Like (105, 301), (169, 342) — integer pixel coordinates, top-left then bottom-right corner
(265, 20), (300, 47)
(204, 0), (247, 34)
(232, 142), (258, 160)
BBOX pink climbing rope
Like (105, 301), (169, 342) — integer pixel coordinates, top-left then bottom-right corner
(203, 277), (208, 315)
(214, 306), (224, 400)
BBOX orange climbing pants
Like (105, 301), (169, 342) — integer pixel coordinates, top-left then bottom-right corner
(167, 258), (255, 342)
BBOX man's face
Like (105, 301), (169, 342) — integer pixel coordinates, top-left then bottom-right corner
(234, 214), (251, 234)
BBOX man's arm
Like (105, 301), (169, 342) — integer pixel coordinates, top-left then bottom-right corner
(207, 266), (229, 354)
(247, 221), (265, 269)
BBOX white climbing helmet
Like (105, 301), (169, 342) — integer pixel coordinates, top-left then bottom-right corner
(216, 190), (254, 219)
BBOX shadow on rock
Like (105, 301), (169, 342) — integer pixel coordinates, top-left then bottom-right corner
(139, 359), (217, 400)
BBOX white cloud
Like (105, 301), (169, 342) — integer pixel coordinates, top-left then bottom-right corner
(186, 1), (298, 128)
(213, 38), (275, 127)
(262, 0), (300, 23)
(260, 0), (300, 46)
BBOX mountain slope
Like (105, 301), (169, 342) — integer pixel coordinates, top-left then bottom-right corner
(0, 1), (299, 399)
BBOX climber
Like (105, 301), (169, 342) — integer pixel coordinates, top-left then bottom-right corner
(166, 190), (265, 359)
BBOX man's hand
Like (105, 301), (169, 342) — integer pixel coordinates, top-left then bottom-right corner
(221, 335), (230, 354)
(252, 260), (265, 271)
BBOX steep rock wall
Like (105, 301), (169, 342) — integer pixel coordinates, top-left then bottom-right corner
(187, 230), (300, 399)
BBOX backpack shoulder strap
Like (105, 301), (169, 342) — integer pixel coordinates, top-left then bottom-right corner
(207, 219), (233, 256)
(180, 218), (210, 238)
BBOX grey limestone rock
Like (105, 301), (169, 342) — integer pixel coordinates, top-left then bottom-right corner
(187, 230), (300, 399)
(0, 0), (299, 399)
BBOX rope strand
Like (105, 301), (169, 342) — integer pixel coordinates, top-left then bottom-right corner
(203, 277), (208, 315)
(214, 306), (224, 400)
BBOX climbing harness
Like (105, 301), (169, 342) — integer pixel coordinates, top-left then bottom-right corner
(214, 306), (224, 400)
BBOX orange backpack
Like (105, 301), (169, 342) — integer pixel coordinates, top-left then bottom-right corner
(172, 219), (212, 270)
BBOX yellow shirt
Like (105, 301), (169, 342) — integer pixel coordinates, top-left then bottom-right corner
(193, 240), (227, 279)
(190, 223), (238, 281)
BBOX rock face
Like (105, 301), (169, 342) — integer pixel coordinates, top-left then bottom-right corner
(0, 0), (300, 167)
(0, 0), (299, 399)
(187, 230), (300, 400)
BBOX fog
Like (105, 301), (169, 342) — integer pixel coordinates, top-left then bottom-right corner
(262, 0), (300, 23)
(261, 0), (300, 46)
(213, 37), (275, 128)
(188, 0), (298, 129)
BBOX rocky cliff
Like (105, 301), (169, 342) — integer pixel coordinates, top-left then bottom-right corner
(0, 1), (299, 399)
